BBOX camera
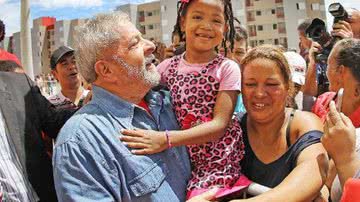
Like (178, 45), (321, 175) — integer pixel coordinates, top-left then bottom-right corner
(329, 3), (349, 24)
(305, 18), (334, 62)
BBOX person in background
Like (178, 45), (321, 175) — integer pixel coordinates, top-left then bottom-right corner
(321, 101), (360, 202)
(309, 38), (360, 202)
(284, 51), (307, 110)
(332, 8), (360, 39)
(48, 46), (89, 109)
(0, 71), (74, 201)
(0, 20), (21, 65)
(297, 19), (312, 63)
(0, 60), (24, 73)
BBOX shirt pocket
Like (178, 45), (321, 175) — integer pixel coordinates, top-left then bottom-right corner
(128, 159), (168, 197)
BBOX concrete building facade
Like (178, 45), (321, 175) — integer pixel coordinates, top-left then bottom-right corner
(54, 18), (87, 50)
(244, 0), (326, 50)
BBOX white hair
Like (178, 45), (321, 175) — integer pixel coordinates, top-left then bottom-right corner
(75, 12), (131, 83)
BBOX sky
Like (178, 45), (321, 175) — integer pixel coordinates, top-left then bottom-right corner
(1, 0), (360, 36)
(0, 0), (155, 36)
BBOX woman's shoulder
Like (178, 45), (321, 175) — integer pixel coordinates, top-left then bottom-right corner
(292, 110), (323, 139)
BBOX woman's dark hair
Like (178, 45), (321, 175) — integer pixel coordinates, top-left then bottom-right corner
(335, 38), (360, 82)
(173, 0), (235, 55)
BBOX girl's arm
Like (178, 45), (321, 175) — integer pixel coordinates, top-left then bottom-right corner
(120, 90), (238, 154)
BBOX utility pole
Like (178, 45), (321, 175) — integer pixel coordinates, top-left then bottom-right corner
(20, 0), (34, 80)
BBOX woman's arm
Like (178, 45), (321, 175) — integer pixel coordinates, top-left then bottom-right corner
(232, 144), (328, 202)
(120, 90), (238, 154)
(233, 112), (329, 202)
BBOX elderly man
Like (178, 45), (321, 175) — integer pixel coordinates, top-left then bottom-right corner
(52, 12), (191, 201)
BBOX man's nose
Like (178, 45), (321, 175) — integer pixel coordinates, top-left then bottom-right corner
(144, 39), (156, 56)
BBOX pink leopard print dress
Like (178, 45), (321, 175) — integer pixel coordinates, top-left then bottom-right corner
(163, 54), (246, 194)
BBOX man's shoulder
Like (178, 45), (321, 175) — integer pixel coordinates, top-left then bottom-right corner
(55, 103), (109, 146)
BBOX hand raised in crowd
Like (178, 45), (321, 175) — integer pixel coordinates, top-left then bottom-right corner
(332, 20), (354, 39)
(120, 129), (168, 155)
(321, 101), (356, 166)
(308, 41), (322, 64)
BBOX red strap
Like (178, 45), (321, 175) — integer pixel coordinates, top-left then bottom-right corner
(137, 99), (151, 114)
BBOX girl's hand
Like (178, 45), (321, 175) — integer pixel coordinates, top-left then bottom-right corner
(120, 129), (168, 155)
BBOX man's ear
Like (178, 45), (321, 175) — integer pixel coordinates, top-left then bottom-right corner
(51, 69), (59, 81)
(355, 83), (360, 97)
(94, 60), (114, 82)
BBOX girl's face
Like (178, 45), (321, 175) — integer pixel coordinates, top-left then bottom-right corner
(242, 58), (289, 123)
(181, 0), (226, 54)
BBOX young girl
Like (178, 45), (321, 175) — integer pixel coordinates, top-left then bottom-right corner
(121, 0), (250, 199)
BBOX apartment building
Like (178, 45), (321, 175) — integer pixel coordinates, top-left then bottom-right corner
(54, 18), (87, 50)
(116, 1), (162, 42)
(244, 0), (326, 50)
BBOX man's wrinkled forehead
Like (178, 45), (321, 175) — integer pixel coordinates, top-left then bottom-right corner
(117, 23), (141, 46)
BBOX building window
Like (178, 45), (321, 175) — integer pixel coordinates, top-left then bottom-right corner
(311, 3), (320, 10)
(147, 12), (153, 17)
(140, 25), (146, 34)
(273, 24), (277, 30)
(259, 40), (264, 44)
(257, 25), (263, 31)
(276, 7), (284, 18)
(271, 9), (275, 14)
(248, 25), (257, 37)
(148, 24), (154, 30)
(296, 2), (305, 10)
(274, 38), (279, 45)
(161, 5), (166, 12)
(250, 40), (257, 47)
(256, 10), (261, 16)
(278, 22), (286, 33)
(139, 11), (145, 22)
(247, 11), (255, 21)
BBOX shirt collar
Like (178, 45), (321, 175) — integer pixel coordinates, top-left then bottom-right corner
(91, 85), (136, 129)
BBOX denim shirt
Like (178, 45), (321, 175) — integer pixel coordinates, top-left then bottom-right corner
(53, 85), (191, 202)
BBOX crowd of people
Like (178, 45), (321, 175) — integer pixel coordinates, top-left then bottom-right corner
(0, 0), (360, 201)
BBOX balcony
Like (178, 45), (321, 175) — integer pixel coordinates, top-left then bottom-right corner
(278, 28), (286, 34)
(139, 16), (145, 22)
(246, 0), (254, 7)
(249, 31), (257, 37)
(247, 16), (255, 22)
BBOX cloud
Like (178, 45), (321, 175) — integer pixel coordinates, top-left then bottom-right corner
(32, 0), (103, 9)
(0, 0), (21, 36)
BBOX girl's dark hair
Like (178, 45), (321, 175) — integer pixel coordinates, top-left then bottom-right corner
(173, 0), (235, 55)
